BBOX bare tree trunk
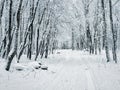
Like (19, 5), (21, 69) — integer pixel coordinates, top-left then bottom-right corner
(45, 32), (50, 58)
(0, 0), (5, 28)
(82, 0), (93, 54)
(86, 21), (93, 54)
(35, 7), (46, 61)
(109, 0), (117, 63)
(27, 24), (33, 60)
(40, 39), (45, 58)
(27, 0), (34, 60)
(6, 0), (23, 71)
(101, 0), (110, 62)
(17, 0), (40, 61)
(5, 0), (13, 58)
(98, 29), (101, 54)
(94, 26), (98, 55)
(72, 28), (75, 50)
(35, 28), (39, 61)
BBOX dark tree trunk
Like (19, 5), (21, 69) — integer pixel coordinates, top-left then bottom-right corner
(6, 50), (16, 71)
(72, 28), (75, 50)
(5, 0), (13, 58)
(6, 0), (23, 71)
(109, 0), (117, 63)
(0, 0), (5, 25)
(45, 34), (50, 58)
(17, 0), (40, 61)
(27, 24), (33, 60)
(98, 30), (101, 54)
(35, 28), (39, 61)
(34, 6), (46, 61)
(27, 0), (34, 60)
(101, 0), (110, 62)
(86, 21), (93, 54)
(41, 40), (45, 58)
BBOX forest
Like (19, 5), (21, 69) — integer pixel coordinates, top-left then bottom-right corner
(0, 0), (120, 90)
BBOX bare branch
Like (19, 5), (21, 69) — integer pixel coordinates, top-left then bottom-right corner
(113, 0), (120, 7)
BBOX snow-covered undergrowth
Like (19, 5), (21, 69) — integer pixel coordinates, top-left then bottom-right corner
(0, 50), (120, 90)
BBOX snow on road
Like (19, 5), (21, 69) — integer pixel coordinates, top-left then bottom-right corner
(0, 50), (120, 90)
(85, 68), (96, 90)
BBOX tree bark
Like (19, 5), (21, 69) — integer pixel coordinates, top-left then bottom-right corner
(109, 0), (117, 63)
(72, 28), (75, 50)
(101, 0), (110, 62)
(5, 0), (13, 58)
(17, 0), (40, 61)
(6, 0), (23, 71)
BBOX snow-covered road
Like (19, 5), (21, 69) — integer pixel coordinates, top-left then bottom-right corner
(0, 50), (120, 90)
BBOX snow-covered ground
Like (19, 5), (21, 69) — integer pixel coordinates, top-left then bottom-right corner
(0, 50), (120, 90)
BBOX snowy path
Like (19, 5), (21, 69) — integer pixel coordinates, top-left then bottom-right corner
(40, 50), (88, 90)
(85, 68), (96, 90)
(0, 50), (120, 90)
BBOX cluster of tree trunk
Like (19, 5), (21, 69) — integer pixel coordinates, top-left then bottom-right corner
(0, 0), (119, 71)
(71, 0), (118, 63)
(0, 0), (58, 71)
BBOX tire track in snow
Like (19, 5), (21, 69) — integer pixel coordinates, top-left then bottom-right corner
(83, 57), (97, 90)
(41, 51), (86, 90)
(85, 68), (96, 90)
